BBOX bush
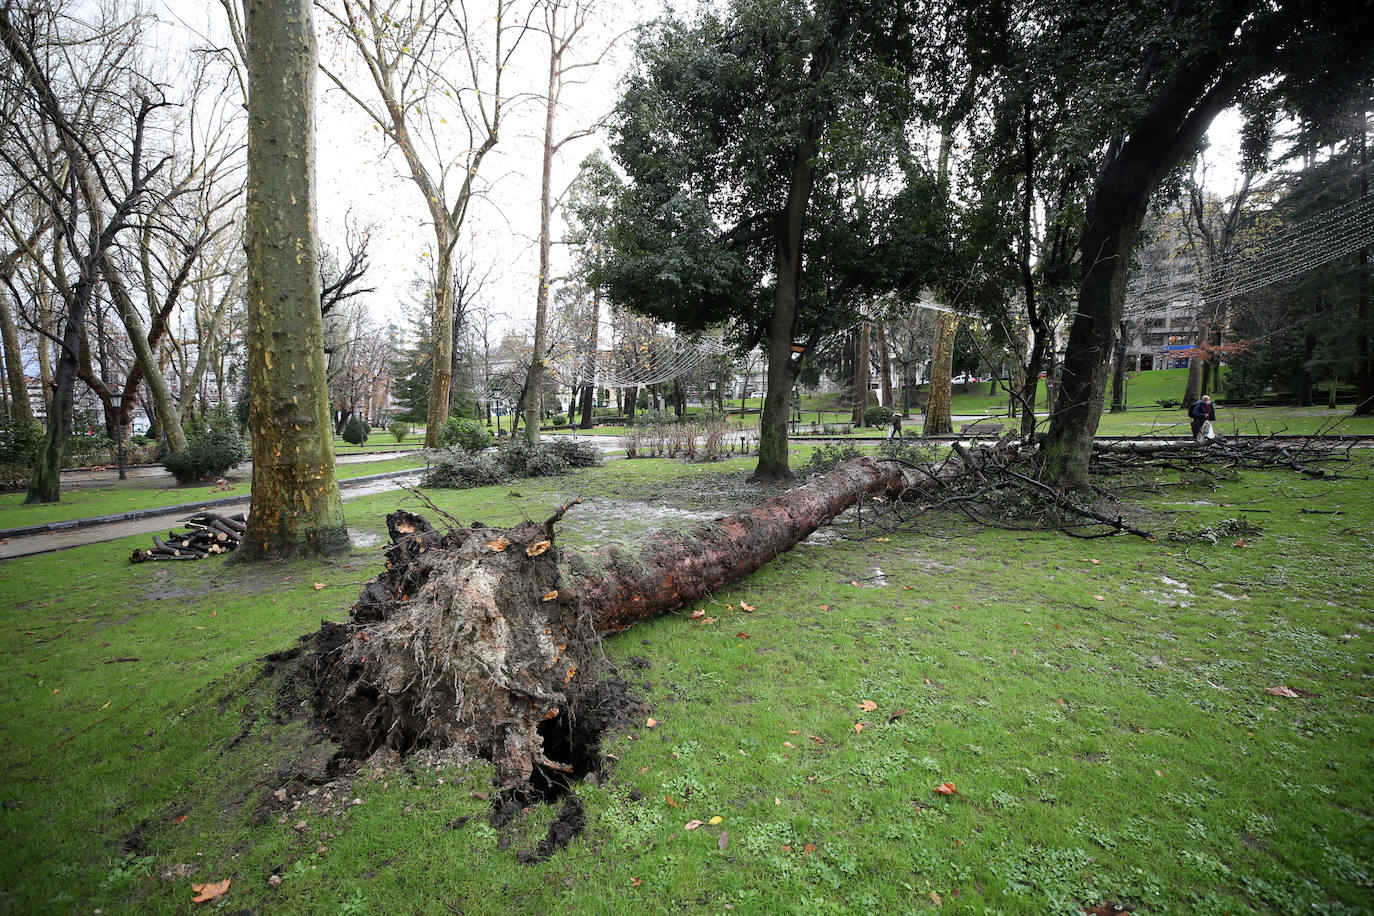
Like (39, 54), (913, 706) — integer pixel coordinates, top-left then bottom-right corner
(1156, 398), (1182, 410)
(862, 405), (896, 428)
(0, 417), (44, 468)
(543, 436), (602, 468)
(497, 439), (566, 477)
(875, 438), (935, 464)
(551, 413), (569, 427)
(162, 409), (248, 483)
(388, 420), (410, 443)
(436, 417), (492, 453)
(421, 448), (508, 489)
(342, 416), (370, 445)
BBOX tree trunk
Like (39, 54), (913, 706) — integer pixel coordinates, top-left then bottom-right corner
(1182, 320), (1207, 410)
(1356, 101), (1370, 415)
(850, 321), (870, 425)
(1109, 320), (1128, 412)
(0, 283), (34, 424)
(425, 242), (455, 446)
(579, 293), (600, 428)
(874, 321), (892, 408)
(238, 0), (348, 559)
(924, 311), (957, 436)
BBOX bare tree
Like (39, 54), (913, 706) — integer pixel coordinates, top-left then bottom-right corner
(316, 0), (532, 445)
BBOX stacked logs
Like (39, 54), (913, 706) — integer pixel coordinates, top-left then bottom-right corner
(130, 512), (246, 562)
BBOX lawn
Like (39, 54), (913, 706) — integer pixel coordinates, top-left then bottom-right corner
(0, 449), (1370, 914)
(0, 456), (426, 530)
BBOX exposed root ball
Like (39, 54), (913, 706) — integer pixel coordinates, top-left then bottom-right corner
(309, 511), (601, 790)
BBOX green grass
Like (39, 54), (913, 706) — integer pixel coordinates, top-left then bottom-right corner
(0, 456), (426, 530)
(1, 452), (1371, 914)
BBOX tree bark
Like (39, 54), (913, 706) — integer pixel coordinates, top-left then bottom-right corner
(874, 320), (892, 409)
(850, 321), (870, 425)
(238, 0), (348, 559)
(924, 310), (957, 436)
(0, 281), (34, 425)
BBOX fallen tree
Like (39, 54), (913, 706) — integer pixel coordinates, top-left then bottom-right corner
(305, 457), (929, 795)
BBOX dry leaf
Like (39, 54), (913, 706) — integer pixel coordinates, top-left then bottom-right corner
(803, 843), (816, 854)
(788, 729), (800, 734)
(818, 604), (830, 611)
(808, 735), (824, 745)
(850, 580), (861, 587)
(740, 602), (755, 612)
(541, 590), (559, 602)
(933, 782), (957, 795)
(485, 537), (509, 552)
(313, 583), (325, 590)
(1094, 595), (1105, 601)
(1266, 685), (1317, 697)
(718, 829), (729, 852)
(191, 878), (231, 904)
(858, 699), (878, 712)
(709, 815), (723, 825)
(736, 632), (750, 639)
(689, 609), (706, 620)
(665, 795), (679, 808)
(775, 797), (782, 805)
(645, 718), (658, 728)
(526, 540), (551, 557)
(929, 891), (943, 906)
(630, 877), (641, 887)
(887, 709), (909, 722)
(875, 537), (890, 542)
(903, 585), (915, 591)
(684, 819), (704, 830)
(782, 741), (795, 749)
(172, 814), (187, 824)
(853, 723), (865, 733)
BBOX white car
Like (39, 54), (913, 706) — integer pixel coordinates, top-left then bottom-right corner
(951, 374), (980, 385)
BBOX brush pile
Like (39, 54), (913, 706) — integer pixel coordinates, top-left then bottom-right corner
(129, 511), (246, 562)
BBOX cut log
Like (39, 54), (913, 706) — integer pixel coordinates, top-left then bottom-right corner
(308, 458), (934, 790)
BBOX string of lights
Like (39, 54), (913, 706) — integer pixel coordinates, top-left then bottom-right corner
(547, 335), (732, 388)
(1125, 195), (1374, 317)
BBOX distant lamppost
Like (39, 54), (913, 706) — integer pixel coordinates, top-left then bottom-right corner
(107, 391), (126, 480)
(491, 389), (503, 437)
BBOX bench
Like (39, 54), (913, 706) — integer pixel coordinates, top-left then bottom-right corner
(961, 423), (1007, 437)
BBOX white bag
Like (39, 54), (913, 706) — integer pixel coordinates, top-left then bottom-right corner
(1202, 420), (1215, 440)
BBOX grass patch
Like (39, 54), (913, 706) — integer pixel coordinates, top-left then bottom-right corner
(1, 453), (1371, 913)
(0, 456), (426, 529)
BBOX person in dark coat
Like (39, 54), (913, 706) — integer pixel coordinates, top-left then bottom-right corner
(1190, 395), (1215, 441)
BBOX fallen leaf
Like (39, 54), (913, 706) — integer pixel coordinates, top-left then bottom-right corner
(638, 766), (649, 774)
(1267, 685), (1318, 697)
(782, 845), (792, 853)
(775, 797), (782, 805)
(736, 632), (750, 639)
(887, 709), (909, 722)
(875, 537), (890, 542)
(172, 814), (187, 824)
(313, 583), (325, 590)
(630, 877), (641, 887)
(684, 819), (704, 830)
(689, 609), (706, 620)
(210, 611), (217, 617)
(1155, 769), (1164, 777)
(526, 540), (551, 556)
(283, 576), (293, 582)
(782, 741), (794, 748)
(740, 602), (755, 612)
(903, 585), (915, 591)
(808, 735), (824, 745)
(858, 699), (878, 712)
(818, 604), (830, 611)
(788, 729), (800, 734)
(850, 580), (861, 587)
(191, 878), (231, 904)
(1084, 558), (1100, 565)
(665, 795), (678, 808)
(1094, 595), (1105, 601)
(933, 782), (957, 795)
(485, 537), (509, 552)
(803, 843), (816, 854)
(718, 829), (729, 852)
(541, 590), (559, 601)
(645, 718), (658, 728)
(702, 617), (716, 625)
(929, 891), (943, 906)
(853, 723), (865, 733)
(709, 815), (723, 825)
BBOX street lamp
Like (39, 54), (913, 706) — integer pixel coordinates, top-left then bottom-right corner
(107, 391), (126, 480)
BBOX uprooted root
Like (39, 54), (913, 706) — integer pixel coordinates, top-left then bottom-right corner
(305, 509), (641, 796)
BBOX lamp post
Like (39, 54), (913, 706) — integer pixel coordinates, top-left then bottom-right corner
(107, 392), (126, 480)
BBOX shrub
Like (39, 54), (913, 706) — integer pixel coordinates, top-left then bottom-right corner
(436, 417), (492, 452)
(1156, 398), (1182, 409)
(551, 413), (569, 427)
(421, 448), (507, 488)
(388, 420), (409, 443)
(342, 416), (370, 445)
(162, 409), (248, 483)
(497, 439), (566, 477)
(0, 417), (44, 468)
(544, 436), (602, 468)
(862, 405), (895, 428)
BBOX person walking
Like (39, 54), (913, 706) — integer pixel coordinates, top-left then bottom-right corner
(888, 412), (903, 440)
(1190, 395), (1216, 441)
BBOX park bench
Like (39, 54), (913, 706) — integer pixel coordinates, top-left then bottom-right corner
(961, 422), (1007, 437)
